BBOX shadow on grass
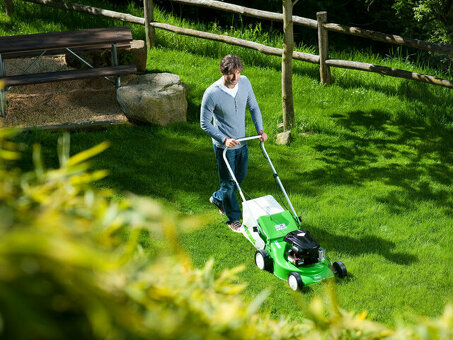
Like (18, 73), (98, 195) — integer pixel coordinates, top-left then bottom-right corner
(14, 123), (216, 214)
(14, 106), (453, 218)
(208, 106), (453, 216)
(298, 109), (453, 213)
(93, 125), (214, 201)
(333, 71), (453, 106)
(304, 223), (418, 265)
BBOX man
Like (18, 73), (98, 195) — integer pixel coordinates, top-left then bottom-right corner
(200, 54), (268, 232)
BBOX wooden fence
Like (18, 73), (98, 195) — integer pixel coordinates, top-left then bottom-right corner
(18, 0), (453, 89)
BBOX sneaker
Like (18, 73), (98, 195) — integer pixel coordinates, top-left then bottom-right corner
(209, 196), (225, 215)
(228, 221), (242, 233)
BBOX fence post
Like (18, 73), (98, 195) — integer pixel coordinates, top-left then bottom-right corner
(5, 0), (14, 16)
(144, 0), (156, 49)
(282, 0), (295, 131)
(317, 11), (331, 85)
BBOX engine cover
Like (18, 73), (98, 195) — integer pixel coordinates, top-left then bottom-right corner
(284, 230), (320, 266)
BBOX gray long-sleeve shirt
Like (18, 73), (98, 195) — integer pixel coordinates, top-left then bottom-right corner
(200, 75), (263, 149)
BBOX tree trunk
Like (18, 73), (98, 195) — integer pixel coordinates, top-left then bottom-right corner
(282, 0), (294, 131)
(144, 0), (156, 49)
(5, 0), (13, 16)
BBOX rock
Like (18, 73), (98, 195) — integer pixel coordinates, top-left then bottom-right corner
(117, 73), (188, 125)
(65, 40), (147, 72)
(129, 40), (146, 72)
(275, 131), (291, 145)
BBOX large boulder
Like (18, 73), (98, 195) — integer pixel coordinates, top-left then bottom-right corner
(117, 73), (188, 125)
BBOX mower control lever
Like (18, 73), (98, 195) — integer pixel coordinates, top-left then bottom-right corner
(234, 135), (263, 143)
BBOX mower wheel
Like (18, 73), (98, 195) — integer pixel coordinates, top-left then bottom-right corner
(255, 249), (273, 272)
(288, 272), (304, 291)
(332, 261), (347, 278)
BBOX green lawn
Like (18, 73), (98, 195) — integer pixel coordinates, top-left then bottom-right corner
(4, 0), (453, 327)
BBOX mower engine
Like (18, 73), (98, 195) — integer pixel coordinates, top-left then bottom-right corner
(284, 230), (325, 266)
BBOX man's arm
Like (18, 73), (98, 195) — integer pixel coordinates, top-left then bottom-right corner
(245, 78), (267, 142)
(200, 90), (228, 144)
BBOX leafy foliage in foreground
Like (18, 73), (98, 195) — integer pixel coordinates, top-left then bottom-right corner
(0, 129), (452, 339)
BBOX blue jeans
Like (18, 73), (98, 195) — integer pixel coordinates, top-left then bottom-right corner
(212, 144), (248, 224)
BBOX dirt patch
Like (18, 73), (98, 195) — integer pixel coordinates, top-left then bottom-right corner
(1, 56), (130, 129)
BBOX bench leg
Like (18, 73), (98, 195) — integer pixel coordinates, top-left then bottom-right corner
(66, 48), (114, 85)
(111, 43), (121, 88)
(0, 89), (5, 118)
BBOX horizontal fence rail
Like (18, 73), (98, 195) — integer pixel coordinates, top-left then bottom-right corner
(21, 0), (453, 89)
(325, 59), (453, 88)
(168, 0), (453, 56)
(323, 23), (453, 55)
(151, 22), (320, 64)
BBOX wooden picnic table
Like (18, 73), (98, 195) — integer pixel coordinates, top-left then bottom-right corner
(0, 26), (137, 117)
(0, 26), (132, 55)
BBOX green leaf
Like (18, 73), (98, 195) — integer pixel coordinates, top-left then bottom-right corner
(67, 141), (110, 166)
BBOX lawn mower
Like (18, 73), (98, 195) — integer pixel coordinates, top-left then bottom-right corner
(223, 135), (347, 291)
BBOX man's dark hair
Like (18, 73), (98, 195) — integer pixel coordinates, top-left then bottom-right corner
(219, 55), (243, 74)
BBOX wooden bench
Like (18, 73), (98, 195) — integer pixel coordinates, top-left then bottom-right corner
(0, 26), (137, 117)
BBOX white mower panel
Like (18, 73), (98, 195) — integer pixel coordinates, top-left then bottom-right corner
(242, 195), (284, 249)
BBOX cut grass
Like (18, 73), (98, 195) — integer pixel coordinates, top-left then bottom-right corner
(4, 0), (453, 327)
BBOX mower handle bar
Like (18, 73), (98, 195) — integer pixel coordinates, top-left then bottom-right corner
(233, 135), (263, 143)
(222, 135), (299, 220)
